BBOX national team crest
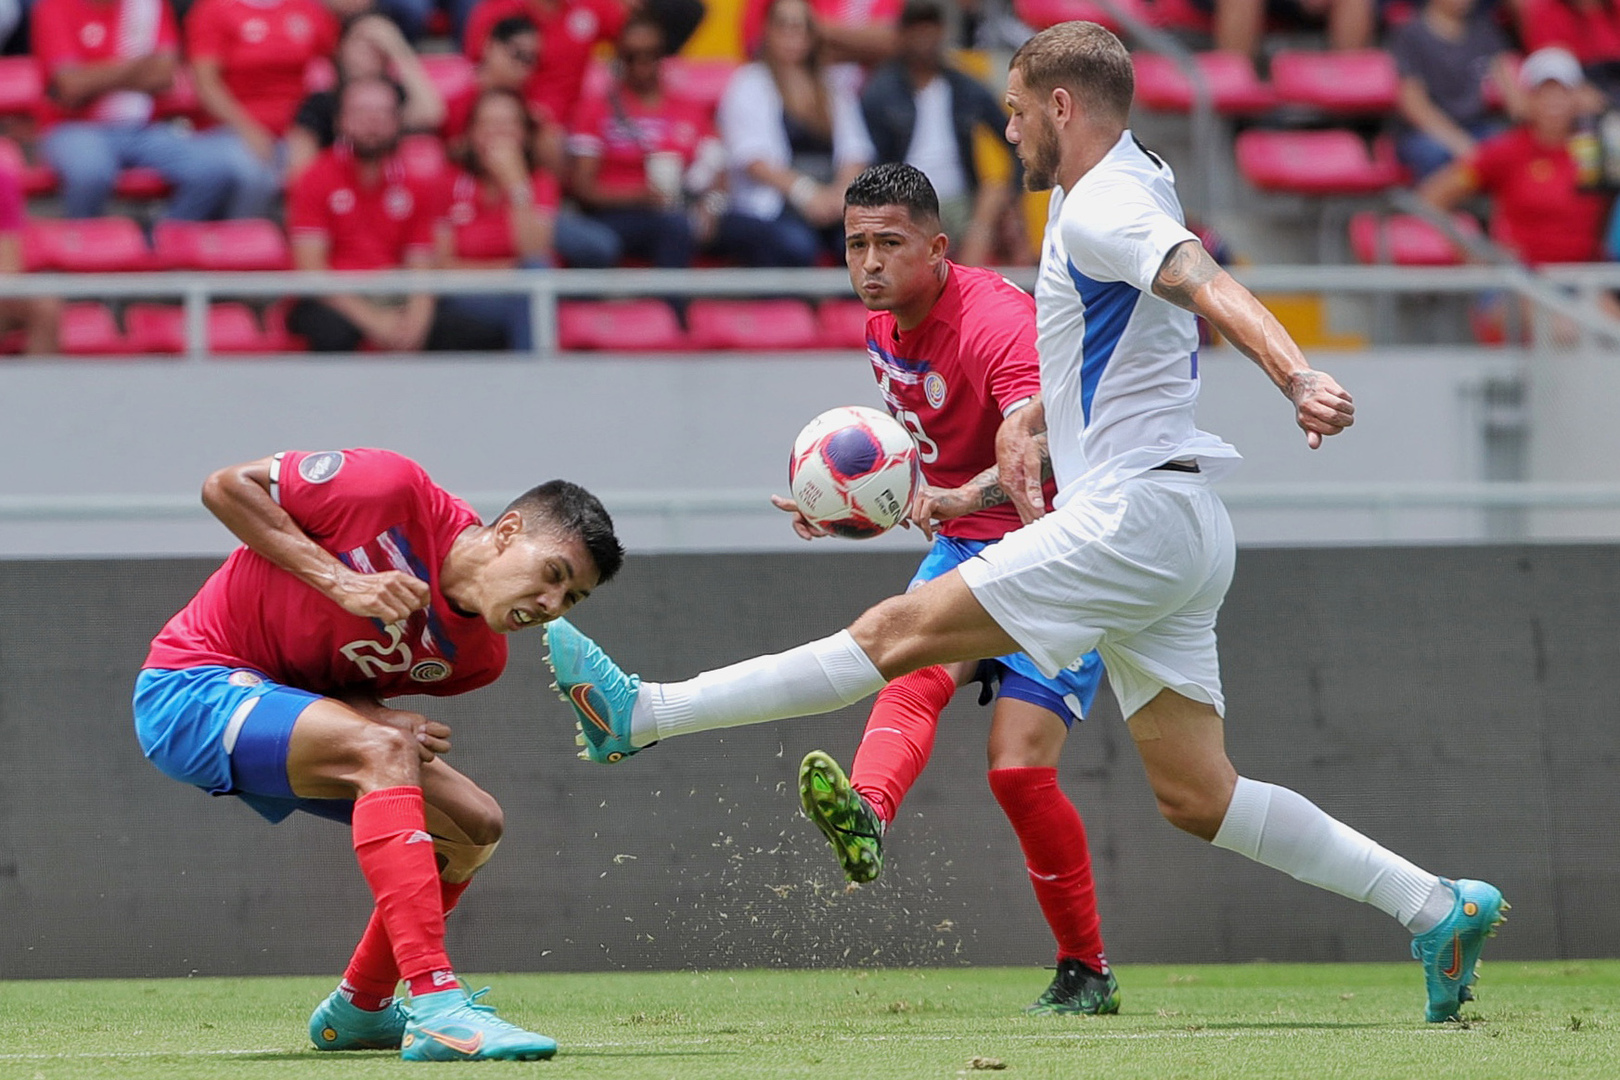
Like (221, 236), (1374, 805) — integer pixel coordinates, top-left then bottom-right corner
(228, 670), (263, 687)
(410, 659), (452, 683)
(299, 451), (345, 484)
(923, 372), (948, 409)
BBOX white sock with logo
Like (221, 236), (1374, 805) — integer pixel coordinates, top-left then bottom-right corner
(629, 631), (886, 746)
(1212, 776), (1452, 933)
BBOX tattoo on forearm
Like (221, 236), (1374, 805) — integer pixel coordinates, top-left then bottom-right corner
(1151, 240), (1222, 311)
(970, 435), (1053, 510)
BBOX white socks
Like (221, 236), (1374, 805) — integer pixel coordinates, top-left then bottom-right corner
(629, 630), (886, 746)
(1212, 777), (1454, 934)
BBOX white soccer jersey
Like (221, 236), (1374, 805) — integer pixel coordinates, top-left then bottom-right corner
(1034, 131), (1242, 502)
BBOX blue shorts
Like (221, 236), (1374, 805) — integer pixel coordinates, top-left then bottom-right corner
(910, 534), (1104, 726)
(133, 666), (353, 825)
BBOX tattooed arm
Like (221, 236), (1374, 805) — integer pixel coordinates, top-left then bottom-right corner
(1152, 239), (1355, 449)
(908, 433), (1053, 539)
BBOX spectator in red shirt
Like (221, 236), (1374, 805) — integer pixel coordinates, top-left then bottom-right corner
(567, 15), (723, 268)
(188, 0), (343, 218)
(463, 0), (628, 129)
(435, 88), (559, 350)
(0, 169), (60, 355)
(741, 0), (902, 65)
(1421, 47), (1611, 266)
(285, 77), (508, 352)
(33, 0), (239, 219)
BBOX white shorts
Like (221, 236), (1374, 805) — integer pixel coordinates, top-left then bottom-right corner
(956, 471), (1236, 720)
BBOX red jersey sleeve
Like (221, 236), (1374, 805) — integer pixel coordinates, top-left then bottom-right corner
(1466, 131), (1514, 193)
(31, 0), (78, 74)
(274, 448), (428, 542)
(156, 0), (180, 51)
(186, 0), (228, 61)
(286, 159), (331, 240)
(958, 286), (1041, 414)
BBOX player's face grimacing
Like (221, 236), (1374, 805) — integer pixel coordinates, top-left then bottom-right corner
(844, 204), (949, 317)
(1004, 69), (1061, 193)
(476, 513), (601, 634)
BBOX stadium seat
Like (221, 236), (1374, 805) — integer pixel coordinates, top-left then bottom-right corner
(398, 134), (449, 182)
(817, 299), (872, 349)
(1270, 49), (1400, 114)
(123, 304), (187, 354)
(1234, 129), (1403, 195)
(59, 303), (126, 356)
(1348, 211), (1482, 266)
(113, 167), (172, 200)
(153, 68), (205, 122)
(558, 300), (687, 351)
(664, 58), (741, 111)
(686, 298), (820, 350)
(153, 220), (292, 271)
(1132, 51), (1276, 115)
(24, 218), (151, 272)
(421, 54), (477, 104)
(1013, 0), (1148, 33)
(207, 303), (282, 354)
(0, 57), (42, 117)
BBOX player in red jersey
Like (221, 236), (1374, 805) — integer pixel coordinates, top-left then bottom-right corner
(135, 449), (622, 1060)
(773, 163), (1118, 1016)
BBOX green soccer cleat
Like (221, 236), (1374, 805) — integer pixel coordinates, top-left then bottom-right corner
(1025, 959), (1122, 1016)
(1410, 877), (1508, 1022)
(543, 618), (645, 764)
(309, 989), (408, 1051)
(401, 987), (557, 1062)
(799, 750), (885, 884)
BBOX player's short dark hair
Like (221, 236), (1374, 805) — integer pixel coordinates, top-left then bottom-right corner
(505, 481), (625, 585)
(1010, 20), (1134, 127)
(489, 14), (538, 44)
(843, 163), (941, 230)
(899, 0), (944, 27)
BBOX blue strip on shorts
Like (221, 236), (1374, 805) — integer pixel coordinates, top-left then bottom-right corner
(132, 666), (353, 825)
(910, 534), (1105, 726)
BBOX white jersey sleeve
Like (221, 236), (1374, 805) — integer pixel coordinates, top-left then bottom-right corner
(1061, 175), (1198, 295)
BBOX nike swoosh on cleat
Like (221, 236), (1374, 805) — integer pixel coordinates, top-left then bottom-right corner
(569, 683), (614, 734)
(417, 1027), (484, 1056)
(1441, 935), (1463, 980)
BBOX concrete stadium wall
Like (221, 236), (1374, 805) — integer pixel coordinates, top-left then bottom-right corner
(0, 544), (1612, 980)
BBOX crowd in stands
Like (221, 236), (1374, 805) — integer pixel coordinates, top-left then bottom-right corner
(0, 0), (1619, 354)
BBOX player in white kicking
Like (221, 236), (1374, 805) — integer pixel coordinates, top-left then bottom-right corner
(545, 20), (1506, 1023)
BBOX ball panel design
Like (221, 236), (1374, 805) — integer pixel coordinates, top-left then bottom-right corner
(787, 405), (920, 539)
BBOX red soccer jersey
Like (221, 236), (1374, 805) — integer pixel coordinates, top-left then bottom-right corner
(741, 0), (902, 53)
(864, 263), (1051, 542)
(437, 167), (560, 262)
(1466, 126), (1608, 265)
(32, 0), (181, 126)
(186, 0), (341, 136)
(464, 0), (627, 131)
(441, 83), (557, 142)
(566, 89), (711, 197)
(144, 449), (507, 699)
(287, 145), (440, 270)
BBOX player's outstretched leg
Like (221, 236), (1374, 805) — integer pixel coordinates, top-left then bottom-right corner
(402, 987), (558, 1062)
(1410, 879), (1509, 1022)
(310, 989), (409, 1051)
(799, 750), (886, 883)
(544, 618), (644, 763)
(1026, 959), (1121, 1017)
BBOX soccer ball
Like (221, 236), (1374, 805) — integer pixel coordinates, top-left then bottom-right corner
(788, 406), (920, 539)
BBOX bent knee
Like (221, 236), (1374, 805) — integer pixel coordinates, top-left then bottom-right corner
(1154, 787), (1228, 841)
(459, 796), (505, 847)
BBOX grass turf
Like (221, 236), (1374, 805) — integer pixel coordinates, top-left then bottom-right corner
(3, 963), (1619, 1079)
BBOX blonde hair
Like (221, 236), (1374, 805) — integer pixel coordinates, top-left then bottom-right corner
(1010, 21), (1134, 127)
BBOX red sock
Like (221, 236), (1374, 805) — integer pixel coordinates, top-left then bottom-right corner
(340, 879), (474, 1008)
(849, 666), (957, 823)
(987, 767), (1108, 971)
(351, 788), (458, 995)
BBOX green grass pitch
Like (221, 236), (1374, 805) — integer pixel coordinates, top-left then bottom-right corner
(4, 963), (1620, 1079)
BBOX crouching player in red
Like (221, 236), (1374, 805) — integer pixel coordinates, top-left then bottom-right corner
(775, 163), (1117, 1015)
(134, 448), (622, 1060)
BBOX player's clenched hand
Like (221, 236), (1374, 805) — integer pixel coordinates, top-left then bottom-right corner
(342, 697), (452, 763)
(1286, 369), (1355, 449)
(329, 566), (431, 622)
(996, 401), (1048, 524)
(770, 494), (830, 540)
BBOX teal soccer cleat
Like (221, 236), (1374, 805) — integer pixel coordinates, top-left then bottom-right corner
(1410, 878), (1508, 1022)
(1025, 959), (1122, 1016)
(543, 618), (645, 764)
(401, 987), (557, 1062)
(309, 989), (408, 1051)
(799, 750), (885, 883)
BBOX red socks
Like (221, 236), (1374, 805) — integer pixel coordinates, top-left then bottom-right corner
(850, 665), (958, 823)
(987, 767), (1108, 971)
(340, 879), (472, 1007)
(350, 788), (459, 996)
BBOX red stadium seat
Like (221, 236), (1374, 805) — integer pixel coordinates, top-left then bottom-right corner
(24, 218), (151, 272)
(817, 299), (872, 349)
(123, 304), (187, 354)
(421, 53), (477, 105)
(1149, 0), (1214, 33)
(59, 303), (126, 355)
(0, 57), (42, 118)
(20, 164), (58, 197)
(1234, 129), (1402, 195)
(663, 58), (740, 112)
(208, 303), (280, 353)
(686, 299), (820, 350)
(1133, 51), (1276, 115)
(398, 134), (449, 182)
(153, 220), (291, 271)
(1270, 49), (1400, 114)
(262, 300), (306, 352)
(1014, 0), (1148, 33)
(558, 300), (687, 351)
(1348, 211), (1482, 265)
(113, 167), (172, 200)
(153, 67), (205, 122)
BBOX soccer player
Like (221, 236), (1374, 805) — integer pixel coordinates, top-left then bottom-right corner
(135, 449), (623, 1060)
(545, 21), (1506, 1023)
(771, 161), (1117, 1015)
